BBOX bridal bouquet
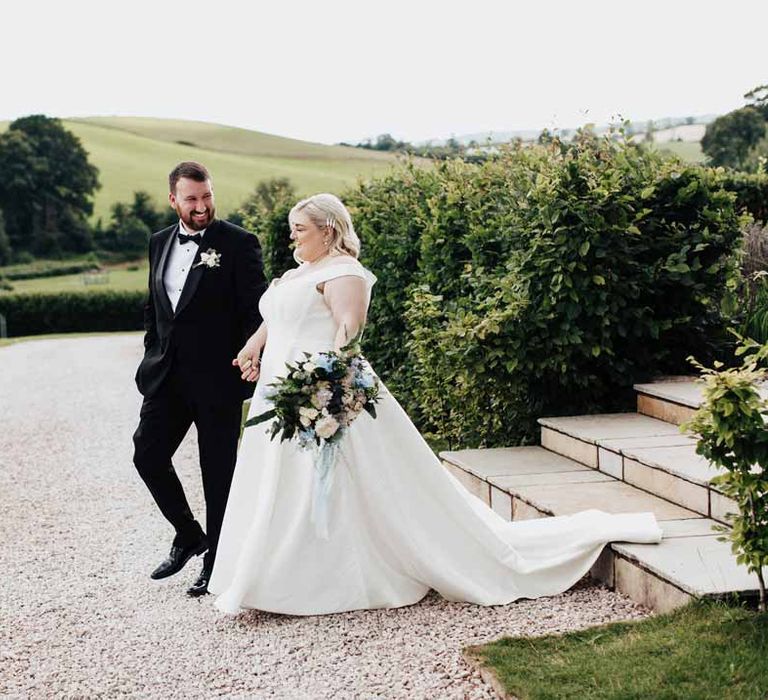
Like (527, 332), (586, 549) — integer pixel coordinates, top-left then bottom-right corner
(244, 332), (380, 537)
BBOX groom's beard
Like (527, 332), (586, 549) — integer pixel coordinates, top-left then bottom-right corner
(177, 204), (215, 231)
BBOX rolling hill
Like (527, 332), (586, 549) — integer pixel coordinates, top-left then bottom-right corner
(0, 117), (402, 221)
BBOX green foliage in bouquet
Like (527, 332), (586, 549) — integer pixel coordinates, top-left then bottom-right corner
(682, 336), (768, 611)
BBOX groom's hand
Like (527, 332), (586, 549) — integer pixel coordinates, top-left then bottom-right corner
(233, 355), (260, 383)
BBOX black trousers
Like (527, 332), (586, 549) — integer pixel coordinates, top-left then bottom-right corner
(132, 366), (242, 569)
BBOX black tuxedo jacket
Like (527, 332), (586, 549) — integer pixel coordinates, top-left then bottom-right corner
(135, 219), (268, 402)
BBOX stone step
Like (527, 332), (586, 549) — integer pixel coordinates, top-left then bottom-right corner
(635, 376), (768, 425)
(634, 376), (703, 425)
(537, 413), (736, 524)
(440, 446), (766, 613)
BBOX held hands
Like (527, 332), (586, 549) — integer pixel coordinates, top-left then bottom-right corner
(233, 343), (263, 382)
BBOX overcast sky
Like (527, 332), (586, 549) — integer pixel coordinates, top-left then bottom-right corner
(3, 0), (766, 144)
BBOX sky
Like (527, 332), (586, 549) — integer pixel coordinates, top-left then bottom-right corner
(2, 0), (766, 145)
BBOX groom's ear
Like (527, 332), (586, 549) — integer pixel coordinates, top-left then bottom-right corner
(169, 191), (177, 209)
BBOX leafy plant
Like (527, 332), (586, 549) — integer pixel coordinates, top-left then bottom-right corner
(683, 336), (768, 611)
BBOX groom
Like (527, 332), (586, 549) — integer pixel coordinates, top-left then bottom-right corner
(133, 161), (267, 596)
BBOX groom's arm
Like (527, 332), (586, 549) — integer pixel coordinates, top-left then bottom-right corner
(234, 231), (268, 342)
(142, 239), (158, 351)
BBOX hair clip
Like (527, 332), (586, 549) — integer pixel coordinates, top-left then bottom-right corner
(326, 217), (336, 231)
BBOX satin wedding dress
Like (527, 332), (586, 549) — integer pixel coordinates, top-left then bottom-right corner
(208, 260), (662, 615)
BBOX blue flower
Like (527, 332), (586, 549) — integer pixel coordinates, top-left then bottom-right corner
(297, 428), (316, 450)
(311, 353), (337, 373)
(354, 371), (376, 389)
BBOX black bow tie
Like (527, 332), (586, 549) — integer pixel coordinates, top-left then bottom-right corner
(178, 231), (202, 245)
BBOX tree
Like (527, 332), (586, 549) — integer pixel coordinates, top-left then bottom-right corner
(538, 128), (555, 145)
(114, 217), (151, 255)
(238, 178), (297, 279)
(746, 84), (768, 119)
(701, 107), (766, 170)
(0, 210), (11, 265)
(644, 120), (656, 144)
(128, 191), (165, 232)
(0, 115), (99, 256)
(101, 195), (159, 255)
(744, 134), (768, 173)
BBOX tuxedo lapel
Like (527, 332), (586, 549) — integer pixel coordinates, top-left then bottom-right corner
(174, 219), (220, 318)
(154, 225), (176, 319)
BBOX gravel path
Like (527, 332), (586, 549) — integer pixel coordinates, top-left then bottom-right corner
(1, 334), (652, 699)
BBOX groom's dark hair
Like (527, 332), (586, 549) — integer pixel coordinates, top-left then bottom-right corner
(169, 161), (211, 194)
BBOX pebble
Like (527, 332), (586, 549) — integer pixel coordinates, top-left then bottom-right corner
(1, 335), (651, 698)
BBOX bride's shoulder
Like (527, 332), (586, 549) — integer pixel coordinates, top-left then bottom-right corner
(326, 254), (363, 267)
(320, 256), (377, 287)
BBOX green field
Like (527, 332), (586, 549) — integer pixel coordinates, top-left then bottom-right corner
(0, 116), (402, 221)
(4, 264), (148, 294)
(652, 140), (706, 163)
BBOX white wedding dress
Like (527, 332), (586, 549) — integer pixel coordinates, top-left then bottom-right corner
(208, 260), (663, 616)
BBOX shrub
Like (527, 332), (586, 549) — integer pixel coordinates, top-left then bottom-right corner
(0, 257), (100, 280)
(404, 139), (743, 447)
(0, 290), (145, 336)
(720, 170), (768, 222)
(683, 337), (768, 611)
(344, 163), (440, 412)
(238, 178), (296, 280)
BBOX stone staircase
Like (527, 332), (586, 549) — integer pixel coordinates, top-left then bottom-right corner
(440, 377), (766, 613)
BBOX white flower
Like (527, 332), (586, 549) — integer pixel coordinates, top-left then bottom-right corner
(303, 362), (317, 373)
(300, 416), (312, 427)
(193, 248), (221, 269)
(312, 389), (333, 409)
(299, 406), (319, 420)
(315, 415), (340, 439)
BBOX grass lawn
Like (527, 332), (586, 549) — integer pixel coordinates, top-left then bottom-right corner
(3, 264), (149, 294)
(467, 600), (768, 700)
(1, 117), (402, 222)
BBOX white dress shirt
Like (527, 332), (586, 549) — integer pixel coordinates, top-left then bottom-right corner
(164, 221), (206, 312)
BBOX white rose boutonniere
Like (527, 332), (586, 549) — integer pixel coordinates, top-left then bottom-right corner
(193, 248), (221, 269)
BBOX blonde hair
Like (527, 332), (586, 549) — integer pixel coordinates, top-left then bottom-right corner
(289, 193), (361, 263)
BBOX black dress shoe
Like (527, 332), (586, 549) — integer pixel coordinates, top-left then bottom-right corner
(150, 536), (209, 580)
(187, 564), (212, 597)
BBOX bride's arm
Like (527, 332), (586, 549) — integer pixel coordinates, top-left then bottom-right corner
(323, 276), (368, 351)
(233, 321), (268, 382)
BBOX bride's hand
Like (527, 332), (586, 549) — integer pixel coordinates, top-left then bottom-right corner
(233, 342), (262, 382)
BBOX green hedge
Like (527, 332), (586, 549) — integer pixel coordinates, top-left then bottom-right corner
(721, 170), (768, 222)
(0, 290), (145, 336)
(345, 139), (744, 448)
(346, 164), (439, 417)
(0, 258), (100, 281)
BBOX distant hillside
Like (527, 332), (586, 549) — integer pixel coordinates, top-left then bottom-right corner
(0, 117), (401, 222)
(444, 114), (718, 148)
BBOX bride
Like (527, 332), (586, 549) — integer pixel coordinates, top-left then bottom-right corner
(207, 193), (662, 615)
